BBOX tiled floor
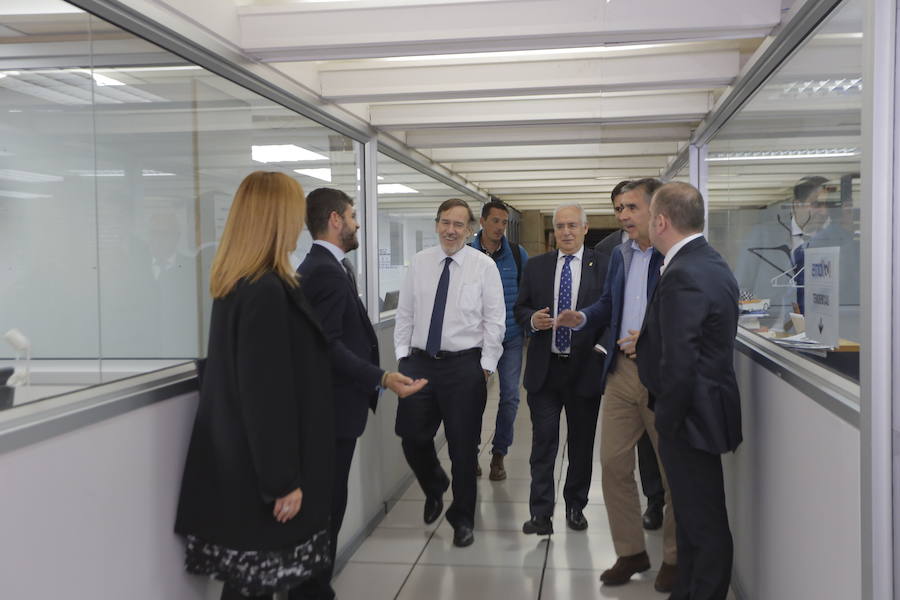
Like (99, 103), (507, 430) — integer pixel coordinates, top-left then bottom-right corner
(332, 378), (719, 600)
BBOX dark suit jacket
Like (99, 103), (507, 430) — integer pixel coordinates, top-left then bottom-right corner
(636, 237), (742, 454)
(594, 229), (623, 257)
(298, 244), (382, 439)
(514, 247), (608, 398)
(580, 240), (664, 393)
(176, 273), (334, 550)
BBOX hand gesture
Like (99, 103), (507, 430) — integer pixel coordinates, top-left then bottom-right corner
(531, 307), (554, 330)
(384, 371), (428, 398)
(273, 488), (303, 523)
(555, 309), (584, 328)
(617, 329), (640, 359)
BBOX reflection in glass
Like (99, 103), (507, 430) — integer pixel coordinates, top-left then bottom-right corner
(706, 0), (862, 381)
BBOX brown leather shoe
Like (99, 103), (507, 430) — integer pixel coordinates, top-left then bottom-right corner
(489, 453), (507, 481)
(599, 551), (651, 586)
(654, 562), (677, 593)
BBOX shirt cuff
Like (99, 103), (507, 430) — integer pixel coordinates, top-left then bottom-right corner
(395, 345), (410, 362)
(480, 357), (498, 372)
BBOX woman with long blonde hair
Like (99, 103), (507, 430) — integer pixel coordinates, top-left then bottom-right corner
(176, 171), (334, 599)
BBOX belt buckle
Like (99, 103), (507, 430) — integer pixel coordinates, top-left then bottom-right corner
(556, 353), (570, 359)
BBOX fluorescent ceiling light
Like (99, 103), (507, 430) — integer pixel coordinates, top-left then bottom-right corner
(0, 71), (20, 78)
(142, 170), (176, 177)
(294, 168), (332, 182)
(70, 169), (176, 177)
(377, 176), (384, 181)
(706, 149), (860, 162)
(0, 169), (63, 183)
(380, 43), (663, 62)
(251, 144), (328, 163)
(378, 184), (419, 194)
(0, 190), (52, 199)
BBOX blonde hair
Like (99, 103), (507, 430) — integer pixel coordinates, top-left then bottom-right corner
(210, 171), (305, 298)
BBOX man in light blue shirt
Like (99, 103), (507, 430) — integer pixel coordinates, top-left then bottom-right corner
(557, 179), (678, 593)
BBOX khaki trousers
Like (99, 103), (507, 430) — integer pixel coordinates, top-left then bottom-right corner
(600, 353), (677, 565)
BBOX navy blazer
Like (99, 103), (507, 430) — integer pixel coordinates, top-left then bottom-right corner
(514, 247), (608, 398)
(636, 237), (742, 454)
(298, 244), (382, 439)
(580, 240), (664, 393)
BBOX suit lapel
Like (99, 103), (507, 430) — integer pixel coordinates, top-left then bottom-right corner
(576, 248), (595, 308)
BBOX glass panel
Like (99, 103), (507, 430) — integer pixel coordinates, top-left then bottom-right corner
(376, 152), (481, 319)
(706, 0), (862, 383)
(0, 3), (363, 410)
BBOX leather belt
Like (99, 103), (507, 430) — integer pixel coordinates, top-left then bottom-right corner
(551, 353), (571, 360)
(410, 347), (481, 360)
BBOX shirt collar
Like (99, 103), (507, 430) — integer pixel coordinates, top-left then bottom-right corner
(314, 239), (346, 263)
(628, 239), (654, 255)
(661, 233), (704, 273)
(439, 243), (469, 266)
(558, 245), (584, 263)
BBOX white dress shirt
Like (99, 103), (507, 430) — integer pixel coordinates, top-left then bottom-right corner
(660, 233), (704, 274)
(394, 244), (506, 372)
(551, 246), (584, 354)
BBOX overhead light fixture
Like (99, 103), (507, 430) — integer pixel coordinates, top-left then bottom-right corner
(142, 170), (176, 177)
(781, 78), (862, 96)
(377, 176), (385, 181)
(70, 169), (125, 177)
(378, 184), (419, 194)
(0, 71), (20, 79)
(74, 70), (125, 86)
(251, 144), (328, 163)
(0, 190), (52, 199)
(294, 168), (332, 182)
(0, 169), (63, 183)
(380, 43), (662, 62)
(706, 149), (860, 162)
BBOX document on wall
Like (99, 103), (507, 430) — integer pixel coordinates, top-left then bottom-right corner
(803, 246), (840, 348)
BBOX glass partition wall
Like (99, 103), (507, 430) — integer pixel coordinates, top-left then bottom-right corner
(705, 0), (863, 383)
(0, 6), (363, 407)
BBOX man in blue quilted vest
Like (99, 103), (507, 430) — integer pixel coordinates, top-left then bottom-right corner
(470, 199), (528, 480)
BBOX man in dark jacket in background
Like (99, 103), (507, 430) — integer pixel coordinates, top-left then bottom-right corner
(296, 187), (426, 600)
(470, 199), (528, 480)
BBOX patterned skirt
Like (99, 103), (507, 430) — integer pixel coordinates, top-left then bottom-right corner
(185, 529), (331, 596)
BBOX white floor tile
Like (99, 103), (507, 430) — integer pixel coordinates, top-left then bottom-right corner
(396, 565), (542, 600)
(350, 527), (433, 564)
(541, 568), (664, 599)
(545, 530), (620, 570)
(382, 499), (442, 531)
(419, 529), (548, 568)
(333, 562), (412, 600)
(474, 501), (532, 531)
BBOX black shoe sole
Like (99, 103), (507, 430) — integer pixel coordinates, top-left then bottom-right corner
(566, 519), (588, 531)
(522, 522), (553, 535)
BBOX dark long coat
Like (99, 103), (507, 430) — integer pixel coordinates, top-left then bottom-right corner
(175, 272), (334, 550)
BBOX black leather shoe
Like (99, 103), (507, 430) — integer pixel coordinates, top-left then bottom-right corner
(642, 498), (664, 531)
(453, 524), (475, 547)
(522, 516), (553, 535)
(424, 472), (451, 524)
(566, 507), (588, 531)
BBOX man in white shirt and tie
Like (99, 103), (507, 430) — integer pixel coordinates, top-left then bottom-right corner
(394, 198), (506, 548)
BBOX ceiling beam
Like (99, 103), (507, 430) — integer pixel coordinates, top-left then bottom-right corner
(239, 0), (781, 61)
(428, 141), (682, 162)
(318, 49), (740, 103)
(370, 91), (715, 128)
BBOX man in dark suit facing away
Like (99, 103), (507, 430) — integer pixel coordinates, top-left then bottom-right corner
(515, 203), (609, 535)
(637, 182), (742, 600)
(296, 188), (426, 600)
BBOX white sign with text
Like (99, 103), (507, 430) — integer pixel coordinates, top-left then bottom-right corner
(804, 246), (840, 348)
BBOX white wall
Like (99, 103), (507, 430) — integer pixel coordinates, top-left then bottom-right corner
(726, 350), (861, 600)
(0, 392), (205, 599)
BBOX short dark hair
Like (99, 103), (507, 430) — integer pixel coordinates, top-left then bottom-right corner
(793, 176), (829, 203)
(436, 198), (476, 227)
(610, 180), (632, 204)
(651, 182), (705, 233)
(481, 199), (509, 219)
(306, 187), (354, 238)
(619, 178), (663, 205)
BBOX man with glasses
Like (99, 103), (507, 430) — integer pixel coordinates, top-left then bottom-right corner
(394, 198), (506, 547)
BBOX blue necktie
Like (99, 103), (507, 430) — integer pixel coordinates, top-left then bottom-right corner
(555, 254), (575, 353)
(426, 257), (452, 356)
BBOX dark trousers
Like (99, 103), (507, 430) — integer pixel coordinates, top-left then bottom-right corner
(658, 434), (733, 600)
(221, 586), (271, 600)
(637, 431), (664, 503)
(526, 355), (601, 518)
(292, 437), (357, 600)
(396, 351), (487, 528)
